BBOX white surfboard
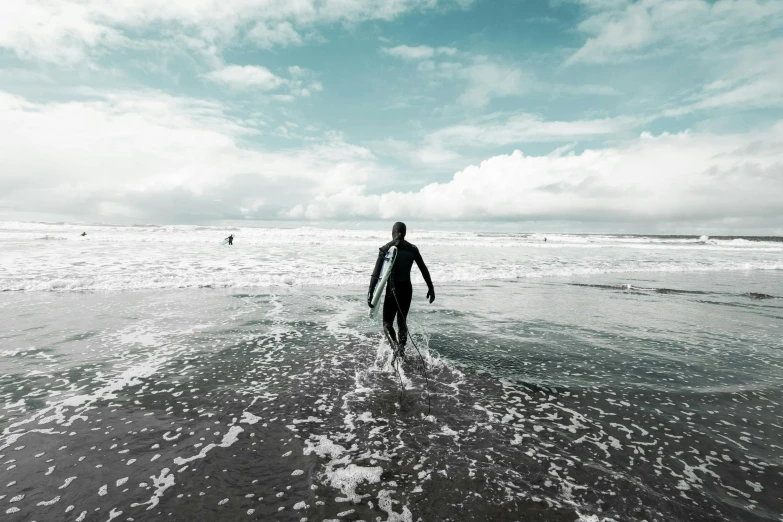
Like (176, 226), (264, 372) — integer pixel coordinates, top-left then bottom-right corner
(369, 246), (397, 318)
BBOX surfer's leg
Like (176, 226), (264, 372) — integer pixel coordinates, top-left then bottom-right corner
(396, 281), (413, 349)
(382, 287), (398, 346)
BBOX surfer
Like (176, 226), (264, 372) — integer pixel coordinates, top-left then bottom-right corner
(367, 222), (434, 357)
(81, 232), (86, 237)
(225, 234), (234, 246)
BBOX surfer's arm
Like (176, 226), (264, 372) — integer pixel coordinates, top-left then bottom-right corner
(414, 249), (433, 289)
(415, 250), (435, 303)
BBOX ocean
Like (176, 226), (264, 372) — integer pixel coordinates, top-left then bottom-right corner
(1, 221), (781, 522)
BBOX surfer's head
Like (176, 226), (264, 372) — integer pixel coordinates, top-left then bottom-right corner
(392, 222), (406, 240)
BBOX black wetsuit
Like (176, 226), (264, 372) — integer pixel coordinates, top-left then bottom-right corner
(368, 239), (433, 347)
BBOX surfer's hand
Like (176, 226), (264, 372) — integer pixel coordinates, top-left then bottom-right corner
(426, 286), (435, 303)
(367, 289), (374, 308)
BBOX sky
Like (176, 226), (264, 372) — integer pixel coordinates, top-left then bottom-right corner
(1, 0), (782, 234)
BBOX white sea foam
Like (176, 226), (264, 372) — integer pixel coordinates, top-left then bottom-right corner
(326, 464), (383, 503)
(0, 348), (168, 452)
(173, 426), (243, 465)
(1, 221), (779, 292)
(130, 468), (176, 510)
(304, 435), (347, 459)
(377, 489), (413, 522)
(58, 477), (77, 489)
(240, 412), (261, 425)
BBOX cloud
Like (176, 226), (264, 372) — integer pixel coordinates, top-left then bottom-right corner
(663, 38), (783, 116)
(0, 0), (471, 63)
(383, 38), (620, 109)
(0, 1), (124, 63)
(370, 138), (464, 170)
(426, 113), (639, 148)
(284, 124), (783, 225)
(387, 48), (531, 108)
(247, 21), (302, 49)
(203, 65), (288, 91)
(374, 113), (639, 170)
(382, 45), (458, 60)
(383, 45), (529, 107)
(566, 0), (783, 65)
(202, 64), (322, 99)
(0, 89), (386, 222)
(456, 58), (532, 107)
(271, 94), (296, 103)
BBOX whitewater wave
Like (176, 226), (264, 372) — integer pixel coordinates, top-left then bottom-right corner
(2, 262), (780, 293)
(1, 221), (780, 249)
(2, 221), (781, 293)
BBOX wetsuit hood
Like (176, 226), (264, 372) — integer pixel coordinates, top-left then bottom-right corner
(392, 222), (406, 240)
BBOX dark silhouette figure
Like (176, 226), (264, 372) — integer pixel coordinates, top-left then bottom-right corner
(81, 232), (86, 237)
(367, 222), (434, 356)
(544, 237), (547, 242)
(226, 234), (234, 246)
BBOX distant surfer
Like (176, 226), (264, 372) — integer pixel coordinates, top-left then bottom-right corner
(225, 234), (234, 246)
(81, 232), (86, 237)
(544, 237), (547, 242)
(367, 222), (434, 357)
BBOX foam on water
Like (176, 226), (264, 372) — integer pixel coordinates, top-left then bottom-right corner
(1, 221), (780, 292)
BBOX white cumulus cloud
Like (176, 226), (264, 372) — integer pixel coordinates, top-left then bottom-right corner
(203, 64), (322, 98)
(285, 124), (783, 226)
(203, 65), (288, 91)
(0, 89), (386, 222)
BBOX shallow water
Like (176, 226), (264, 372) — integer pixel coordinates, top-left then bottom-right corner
(1, 223), (782, 521)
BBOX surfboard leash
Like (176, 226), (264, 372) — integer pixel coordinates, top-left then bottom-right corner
(390, 283), (432, 416)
